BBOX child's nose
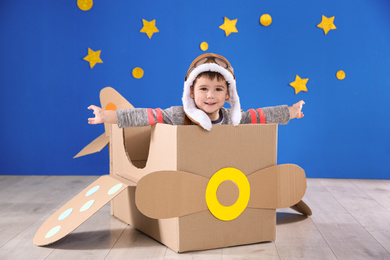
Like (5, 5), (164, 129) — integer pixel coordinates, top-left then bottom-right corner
(207, 91), (214, 98)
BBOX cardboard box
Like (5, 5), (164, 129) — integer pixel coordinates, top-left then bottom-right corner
(33, 87), (310, 252)
(110, 123), (280, 252)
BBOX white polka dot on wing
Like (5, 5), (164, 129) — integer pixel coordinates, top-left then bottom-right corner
(85, 185), (100, 197)
(58, 208), (73, 220)
(80, 200), (95, 212)
(108, 183), (123, 195)
(45, 225), (61, 239)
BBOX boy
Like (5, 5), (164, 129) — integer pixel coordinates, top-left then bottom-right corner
(88, 53), (304, 129)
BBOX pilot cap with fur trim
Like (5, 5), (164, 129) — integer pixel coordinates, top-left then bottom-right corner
(182, 53), (241, 131)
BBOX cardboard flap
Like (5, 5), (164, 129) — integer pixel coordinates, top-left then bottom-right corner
(136, 171), (209, 219)
(73, 133), (109, 158)
(247, 164), (307, 209)
(33, 175), (130, 246)
(100, 87), (134, 136)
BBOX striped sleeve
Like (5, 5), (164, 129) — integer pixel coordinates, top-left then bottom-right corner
(240, 105), (289, 125)
(116, 106), (186, 128)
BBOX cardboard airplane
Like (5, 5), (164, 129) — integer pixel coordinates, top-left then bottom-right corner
(34, 87), (311, 252)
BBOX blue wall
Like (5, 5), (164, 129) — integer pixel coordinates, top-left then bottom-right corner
(1, 0), (389, 178)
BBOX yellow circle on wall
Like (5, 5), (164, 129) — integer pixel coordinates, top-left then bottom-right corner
(260, 14), (272, 26)
(205, 168), (250, 221)
(200, 42), (209, 51)
(132, 67), (144, 79)
(336, 70), (345, 80)
(77, 0), (93, 11)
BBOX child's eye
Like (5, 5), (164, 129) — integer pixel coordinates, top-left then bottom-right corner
(216, 88), (223, 91)
(200, 87), (208, 91)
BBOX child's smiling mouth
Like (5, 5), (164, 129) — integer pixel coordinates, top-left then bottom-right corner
(205, 102), (217, 106)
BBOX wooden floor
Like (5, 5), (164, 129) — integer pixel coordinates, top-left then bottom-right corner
(0, 175), (390, 260)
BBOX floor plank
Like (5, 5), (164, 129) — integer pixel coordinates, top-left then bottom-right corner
(0, 214), (56, 260)
(305, 179), (390, 259)
(275, 210), (336, 260)
(351, 179), (390, 211)
(275, 183), (337, 260)
(222, 242), (279, 260)
(1, 176), (390, 259)
(320, 178), (390, 254)
(105, 225), (167, 259)
(46, 204), (127, 260)
(0, 175), (99, 259)
(0, 175), (98, 247)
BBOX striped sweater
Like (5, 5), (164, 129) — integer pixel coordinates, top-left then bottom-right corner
(116, 105), (290, 128)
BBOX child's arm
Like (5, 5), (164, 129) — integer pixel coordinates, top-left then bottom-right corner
(88, 105), (118, 124)
(288, 100), (305, 119)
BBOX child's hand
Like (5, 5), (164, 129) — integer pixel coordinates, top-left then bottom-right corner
(88, 105), (104, 124)
(289, 100), (305, 119)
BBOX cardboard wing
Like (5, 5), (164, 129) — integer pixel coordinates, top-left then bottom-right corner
(135, 164), (311, 221)
(74, 87), (134, 158)
(34, 165), (311, 246)
(33, 175), (131, 246)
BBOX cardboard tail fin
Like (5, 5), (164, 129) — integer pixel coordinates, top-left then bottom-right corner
(74, 87), (134, 158)
(33, 175), (132, 246)
(100, 87), (134, 137)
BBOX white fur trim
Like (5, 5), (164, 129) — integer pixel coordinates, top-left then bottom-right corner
(182, 63), (241, 130)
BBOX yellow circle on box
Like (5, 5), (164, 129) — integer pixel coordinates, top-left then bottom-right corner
(336, 70), (345, 80)
(132, 67), (144, 79)
(77, 0), (93, 11)
(260, 14), (272, 26)
(200, 42), (209, 51)
(205, 168), (250, 221)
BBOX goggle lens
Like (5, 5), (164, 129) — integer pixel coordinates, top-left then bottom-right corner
(195, 57), (229, 69)
(185, 56), (234, 80)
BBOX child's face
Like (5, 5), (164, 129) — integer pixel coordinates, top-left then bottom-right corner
(190, 76), (229, 121)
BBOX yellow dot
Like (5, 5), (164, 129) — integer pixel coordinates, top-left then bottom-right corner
(200, 42), (209, 51)
(336, 70), (345, 80)
(132, 67), (144, 79)
(260, 14), (272, 26)
(77, 0), (93, 11)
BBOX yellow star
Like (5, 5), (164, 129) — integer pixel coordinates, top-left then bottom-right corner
(317, 15), (337, 35)
(83, 48), (103, 69)
(140, 19), (159, 39)
(289, 75), (309, 94)
(219, 17), (238, 37)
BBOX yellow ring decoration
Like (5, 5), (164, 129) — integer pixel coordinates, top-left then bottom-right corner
(205, 168), (250, 221)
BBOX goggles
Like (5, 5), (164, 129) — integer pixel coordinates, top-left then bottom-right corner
(185, 56), (234, 80)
